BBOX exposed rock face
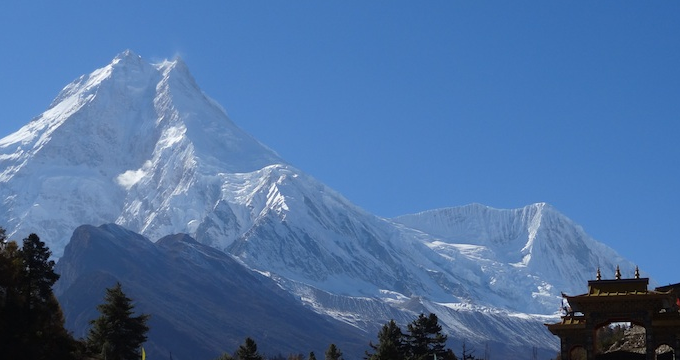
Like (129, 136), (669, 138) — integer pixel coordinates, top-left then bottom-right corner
(599, 325), (672, 359)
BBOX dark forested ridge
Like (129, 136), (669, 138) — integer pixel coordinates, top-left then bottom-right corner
(53, 224), (368, 359)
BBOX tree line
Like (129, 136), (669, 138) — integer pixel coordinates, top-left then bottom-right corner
(214, 312), (489, 360)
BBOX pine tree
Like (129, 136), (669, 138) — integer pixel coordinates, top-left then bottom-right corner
(0, 238), (24, 358)
(0, 238), (22, 307)
(406, 313), (447, 360)
(365, 319), (406, 360)
(309, 351), (318, 360)
(21, 233), (60, 307)
(0, 232), (75, 360)
(235, 337), (264, 360)
(325, 343), (344, 360)
(87, 282), (150, 360)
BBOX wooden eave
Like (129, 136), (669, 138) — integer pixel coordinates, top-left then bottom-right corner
(545, 316), (587, 335)
(565, 291), (674, 313)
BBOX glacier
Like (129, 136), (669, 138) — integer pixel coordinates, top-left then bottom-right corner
(0, 50), (642, 358)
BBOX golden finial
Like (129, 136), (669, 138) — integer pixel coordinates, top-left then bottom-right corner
(615, 265), (621, 280)
(596, 267), (601, 281)
(635, 266), (640, 279)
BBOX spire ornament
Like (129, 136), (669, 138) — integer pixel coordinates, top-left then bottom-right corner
(615, 265), (621, 280)
(596, 267), (601, 281)
(635, 266), (640, 279)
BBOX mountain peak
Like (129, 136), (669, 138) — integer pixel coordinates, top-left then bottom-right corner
(153, 53), (186, 71)
(108, 50), (150, 77)
(154, 54), (200, 95)
(113, 49), (141, 63)
(0, 51), (283, 255)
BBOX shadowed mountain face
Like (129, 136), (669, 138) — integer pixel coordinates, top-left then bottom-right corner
(54, 224), (367, 360)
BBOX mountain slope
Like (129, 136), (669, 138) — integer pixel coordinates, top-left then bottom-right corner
(54, 224), (367, 360)
(392, 203), (638, 308)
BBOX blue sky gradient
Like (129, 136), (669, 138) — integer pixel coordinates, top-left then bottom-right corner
(1, 2), (679, 285)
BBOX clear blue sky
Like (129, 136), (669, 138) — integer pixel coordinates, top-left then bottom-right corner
(1, 2), (678, 285)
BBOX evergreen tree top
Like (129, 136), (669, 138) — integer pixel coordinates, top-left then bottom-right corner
(236, 337), (264, 360)
(86, 282), (150, 360)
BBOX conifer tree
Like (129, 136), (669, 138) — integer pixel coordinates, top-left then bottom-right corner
(406, 313), (447, 360)
(87, 282), (150, 360)
(365, 319), (406, 360)
(0, 237), (24, 358)
(325, 343), (344, 360)
(235, 337), (264, 360)
(22, 233), (60, 307)
(309, 351), (318, 360)
(0, 231), (75, 360)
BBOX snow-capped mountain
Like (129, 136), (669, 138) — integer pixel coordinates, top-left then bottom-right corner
(392, 203), (637, 309)
(0, 50), (281, 255)
(0, 51), (640, 358)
